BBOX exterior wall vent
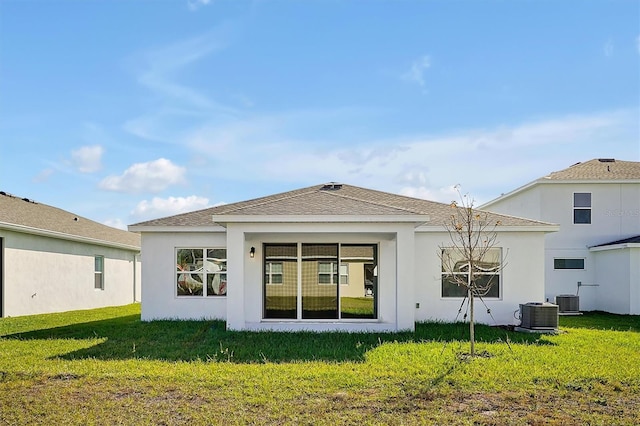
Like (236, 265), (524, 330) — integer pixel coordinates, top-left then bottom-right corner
(555, 295), (579, 313)
(519, 302), (558, 330)
(321, 183), (343, 191)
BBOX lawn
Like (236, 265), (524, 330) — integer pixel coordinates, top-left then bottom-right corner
(0, 305), (639, 425)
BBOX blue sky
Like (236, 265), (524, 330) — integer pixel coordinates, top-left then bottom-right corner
(1, 0), (638, 229)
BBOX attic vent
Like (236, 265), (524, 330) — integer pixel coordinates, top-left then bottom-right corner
(321, 183), (343, 191)
(598, 158), (615, 163)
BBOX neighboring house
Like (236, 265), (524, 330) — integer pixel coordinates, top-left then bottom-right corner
(482, 159), (640, 315)
(129, 183), (557, 332)
(0, 191), (141, 317)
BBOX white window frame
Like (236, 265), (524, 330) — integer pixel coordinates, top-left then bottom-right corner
(573, 192), (592, 224)
(176, 248), (227, 297)
(317, 261), (347, 285)
(265, 261), (284, 285)
(553, 258), (585, 270)
(263, 243), (378, 321)
(94, 255), (104, 290)
(339, 263), (349, 285)
(441, 248), (502, 299)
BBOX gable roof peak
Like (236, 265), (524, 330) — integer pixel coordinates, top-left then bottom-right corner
(130, 182), (552, 228)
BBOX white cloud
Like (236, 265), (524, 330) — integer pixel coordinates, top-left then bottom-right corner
(399, 185), (460, 203)
(71, 145), (104, 173)
(125, 29), (240, 143)
(103, 218), (127, 230)
(604, 38), (614, 57)
(402, 55), (431, 89)
(99, 158), (186, 193)
(134, 29), (233, 111)
(32, 168), (54, 183)
(188, 0), (211, 11)
(180, 107), (637, 204)
(131, 195), (210, 219)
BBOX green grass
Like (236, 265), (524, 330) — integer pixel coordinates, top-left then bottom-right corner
(1, 305), (639, 425)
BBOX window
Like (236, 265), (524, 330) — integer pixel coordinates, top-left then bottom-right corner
(554, 258), (585, 270)
(441, 248), (501, 298)
(265, 262), (283, 284)
(263, 243), (377, 320)
(176, 248), (227, 296)
(573, 193), (591, 224)
(340, 263), (349, 285)
(94, 256), (104, 290)
(316, 262), (349, 284)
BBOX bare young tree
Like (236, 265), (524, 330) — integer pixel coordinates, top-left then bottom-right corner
(439, 186), (504, 356)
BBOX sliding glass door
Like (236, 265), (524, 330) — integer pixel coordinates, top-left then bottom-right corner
(302, 244), (338, 319)
(340, 244), (377, 319)
(263, 243), (378, 321)
(264, 244), (298, 319)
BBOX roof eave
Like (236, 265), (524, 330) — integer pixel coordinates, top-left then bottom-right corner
(589, 243), (640, 252)
(542, 178), (640, 184)
(481, 178), (640, 209)
(415, 224), (560, 233)
(480, 179), (541, 208)
(128, 224), (227, 233)
(0, 222), (140, 251)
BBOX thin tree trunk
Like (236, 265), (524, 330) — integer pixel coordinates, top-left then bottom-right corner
(468, 275), (475, 356)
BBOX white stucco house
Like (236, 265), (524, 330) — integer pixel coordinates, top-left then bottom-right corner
(482, 159), (640, 315)
(0, 191), (141, 317)
(129, 183), (557, 332)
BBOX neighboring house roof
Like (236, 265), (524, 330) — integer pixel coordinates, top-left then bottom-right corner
(544, 159), (640, 181)
(482, 158), (640, 208)
(130, 183), (555, 229)
(590, 235), (640, 248)
(0, 191), (140, 250)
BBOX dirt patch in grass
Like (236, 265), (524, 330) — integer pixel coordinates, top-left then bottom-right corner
(2, 376), (639, 425)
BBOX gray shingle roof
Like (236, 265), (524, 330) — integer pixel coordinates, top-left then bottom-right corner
(131, 183), (552, 228)
(545, 159), (640, 180)
(0, 192), (140, 249)
(591, 235), (640, 248)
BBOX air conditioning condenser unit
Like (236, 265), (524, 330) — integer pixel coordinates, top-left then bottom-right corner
(519, 302), (558, 330)
(555, 295), (579, 313)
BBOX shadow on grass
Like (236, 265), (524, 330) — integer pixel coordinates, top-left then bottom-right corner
(2, 314), (553, 363)
(560, 311), (640, 333)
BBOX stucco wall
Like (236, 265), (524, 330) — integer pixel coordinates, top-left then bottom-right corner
(1, 229), (140, 317)
(139, 223), (548, 330)
(485, 182), (640, 313)
(139, 231), (228, 321)
(414, 231), (546, 326)
(139, 223), (412, 331)
(593, 248), (631, 314)
(484, 185), (543, 220)
(232, 222), (408, 332)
